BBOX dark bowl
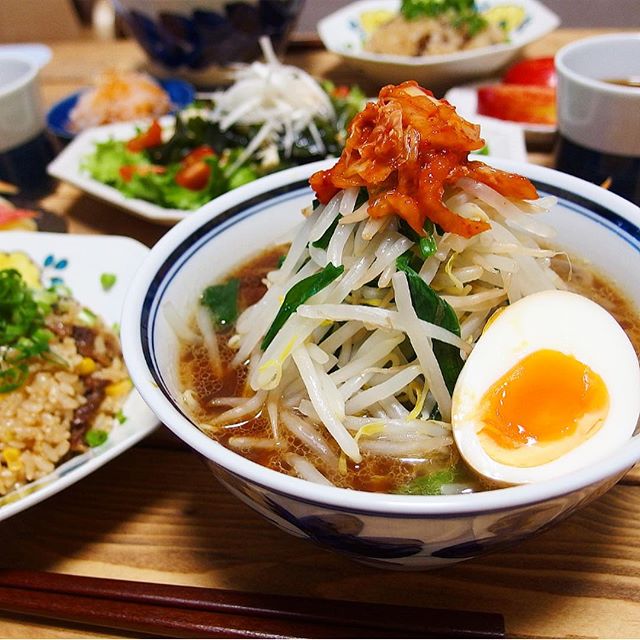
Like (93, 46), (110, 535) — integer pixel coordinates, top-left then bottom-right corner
(112, 0), (305, 85)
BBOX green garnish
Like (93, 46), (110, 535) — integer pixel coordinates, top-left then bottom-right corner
(311, 215), (341, 249)
(85, 429), (109, 447)
(261, 263), (345, 350)
(100, 273), (117, 291)
(395, 260), (464, 393)
(0, 269), (55, 393)
(402, 0), (474, 18)
(77, 307), (97, 327)
(400, 0), (488, 36)
(419, 235), (437, 258)
(201, 278), (240, 331)
(115, 409), (127, 424)
(395, 467), (458, 495)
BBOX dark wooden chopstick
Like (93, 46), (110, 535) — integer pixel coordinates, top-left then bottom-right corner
(0, 584), (374, 639)
(0, 569), (505, 638)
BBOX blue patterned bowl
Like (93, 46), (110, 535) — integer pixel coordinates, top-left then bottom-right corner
(113, 0), (305, 83)
(122, 158), (640, 569)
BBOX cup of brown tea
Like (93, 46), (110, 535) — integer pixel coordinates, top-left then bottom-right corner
(555, 33), (640, 205)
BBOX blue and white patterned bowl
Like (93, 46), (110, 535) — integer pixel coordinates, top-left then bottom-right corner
(318, 0), (560, 90)
(113, 0), (305, 84)
(122, 158), (640, 569)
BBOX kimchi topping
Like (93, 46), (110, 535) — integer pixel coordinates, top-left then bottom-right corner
(309, 81), (538, 238)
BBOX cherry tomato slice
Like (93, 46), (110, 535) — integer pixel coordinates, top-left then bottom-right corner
(126, 120), (163, 152)
(476, 85), (556, 125)
(503, 57), (556, 88)
(175, 161), (211, 190)
(332, 85), (351, 99)
(182, 145), (215, 166)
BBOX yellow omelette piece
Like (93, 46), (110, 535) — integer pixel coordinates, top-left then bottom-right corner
(0, 252), (42, 289)
(482, 4), (527, 32)
(360, 9), (394, 34)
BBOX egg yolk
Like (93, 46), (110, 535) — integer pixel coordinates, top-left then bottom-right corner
(478, 349), (609, 467)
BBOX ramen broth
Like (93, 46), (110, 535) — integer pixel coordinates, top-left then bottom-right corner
(178, 246), (640, 493)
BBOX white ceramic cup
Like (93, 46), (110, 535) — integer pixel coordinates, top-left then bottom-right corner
(0, 55), (54, 194)
(554, 33), (640, 204)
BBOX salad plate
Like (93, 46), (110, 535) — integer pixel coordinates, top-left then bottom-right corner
(47, 113), (526, 225)
(48, 116), (187, 224)
(46, 78), (195, 141)
(0, 232), (158, 522)
(445, 81), (556, 146)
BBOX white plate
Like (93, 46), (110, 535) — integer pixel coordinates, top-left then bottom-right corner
(48, 111), (527, 226)
(48, 116), (186, 225)
(471, 117), (527, 162)
(0, 232), (158, 521)
(0, 43), (52, 68)
(445, 81), (556, 147)
(318, 0), (560, 89)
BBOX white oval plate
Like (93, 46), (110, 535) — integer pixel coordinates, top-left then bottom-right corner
(445, 81), (557, 147)
(48, 111), (527, 225)
(47, 116), (186, 226)
(0, 232), (158, 521)
(318, 0), (560, 89)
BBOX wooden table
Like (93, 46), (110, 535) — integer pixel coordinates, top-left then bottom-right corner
(2, 28), (640, 639)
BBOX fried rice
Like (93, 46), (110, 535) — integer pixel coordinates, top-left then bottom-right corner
(0, 292), (129, 495)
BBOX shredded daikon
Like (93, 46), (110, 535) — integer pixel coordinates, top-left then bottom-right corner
(208, 36), (335, 166)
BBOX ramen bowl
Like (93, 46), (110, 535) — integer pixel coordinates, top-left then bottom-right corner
(122, 158), (640, 569)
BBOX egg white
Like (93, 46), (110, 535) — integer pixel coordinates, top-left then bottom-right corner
(451, 290), (640, 485)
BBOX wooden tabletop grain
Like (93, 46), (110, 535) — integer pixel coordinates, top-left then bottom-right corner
(2, 28), (640, 639)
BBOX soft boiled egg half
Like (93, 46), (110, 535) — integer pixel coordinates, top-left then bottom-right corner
(452, 290), (640, 486)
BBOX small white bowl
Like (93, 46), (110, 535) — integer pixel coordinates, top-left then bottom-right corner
(122, 159), (640, 569)
(318, 0), (560, 90)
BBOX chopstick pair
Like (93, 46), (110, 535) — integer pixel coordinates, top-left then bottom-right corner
(0, 569), (505, 638)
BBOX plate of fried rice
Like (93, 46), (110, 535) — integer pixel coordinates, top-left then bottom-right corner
(0, 232), (158, 520)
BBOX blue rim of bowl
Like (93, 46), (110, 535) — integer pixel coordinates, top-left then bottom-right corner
(133, 176), (640, 517)
(46, 77), (195, 140)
